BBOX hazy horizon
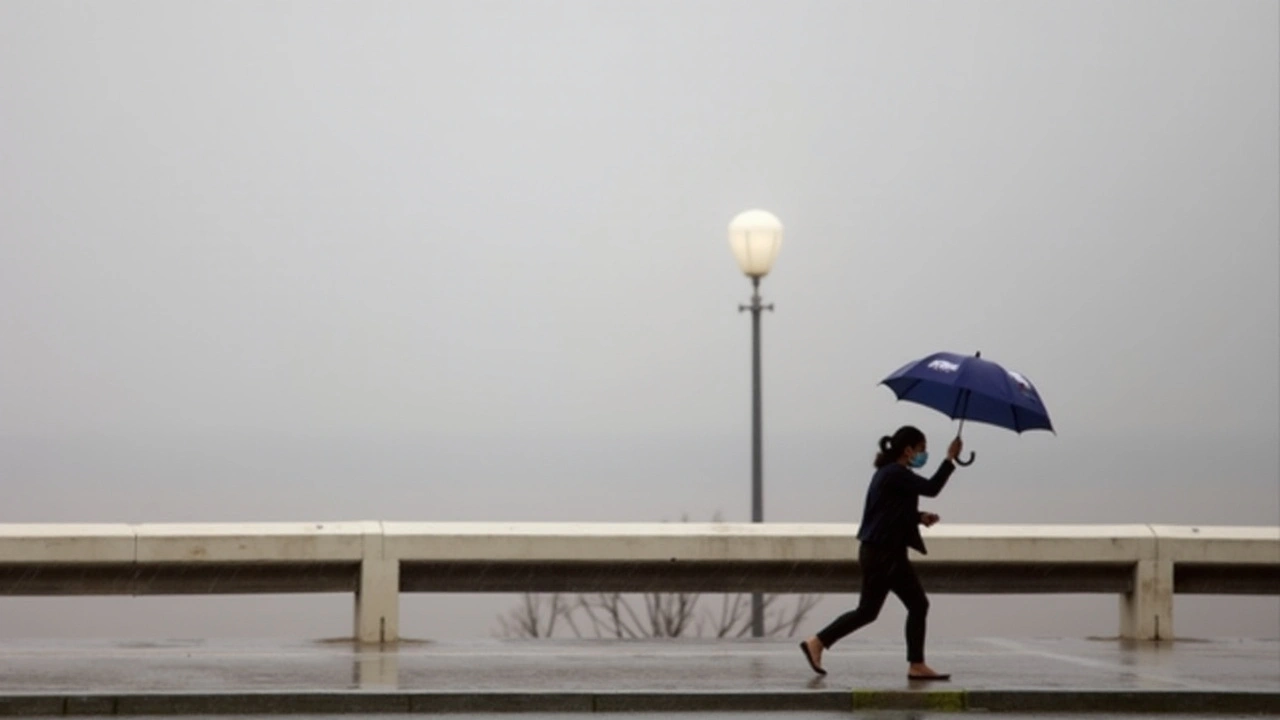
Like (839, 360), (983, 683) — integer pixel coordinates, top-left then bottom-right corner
(2, 0), (1277, 641)
(2, 430), (1276, 641)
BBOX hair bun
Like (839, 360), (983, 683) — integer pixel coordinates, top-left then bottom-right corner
(879, 435), (893, 450)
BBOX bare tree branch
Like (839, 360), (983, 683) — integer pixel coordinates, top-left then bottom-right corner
(495, 512), (825, 640)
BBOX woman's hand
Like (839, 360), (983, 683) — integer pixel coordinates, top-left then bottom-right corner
(920, 512), (941, 527)
(947, 437), (963, 463)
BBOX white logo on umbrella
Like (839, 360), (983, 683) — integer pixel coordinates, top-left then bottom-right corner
(928, 359), (960, 373)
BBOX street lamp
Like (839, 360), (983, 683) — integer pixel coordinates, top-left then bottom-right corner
(727, 209), (783, 639)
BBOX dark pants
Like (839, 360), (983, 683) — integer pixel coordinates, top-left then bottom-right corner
(815, 542), (930, 663)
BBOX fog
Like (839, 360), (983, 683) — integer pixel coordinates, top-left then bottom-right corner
(1, 0), (1276, 641)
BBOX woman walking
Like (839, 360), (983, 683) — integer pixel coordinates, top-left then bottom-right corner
(799, 425), (962, 680)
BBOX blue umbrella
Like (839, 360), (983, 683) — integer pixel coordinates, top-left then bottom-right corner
(880, 351), (1053, 466)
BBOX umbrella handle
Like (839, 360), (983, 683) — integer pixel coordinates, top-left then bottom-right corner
(953, 423), (975, 466)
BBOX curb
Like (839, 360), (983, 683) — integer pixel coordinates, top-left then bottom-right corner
(0, 689), (1277, 715)
(968, 690), (1280, 714)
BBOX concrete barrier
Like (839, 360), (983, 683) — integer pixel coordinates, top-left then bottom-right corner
(0, 524), (135, 563)
(133, 522), (368, 563)
(1, 523), (1276, 643)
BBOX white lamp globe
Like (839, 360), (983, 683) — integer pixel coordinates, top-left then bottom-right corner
(728, 209), (783, 278)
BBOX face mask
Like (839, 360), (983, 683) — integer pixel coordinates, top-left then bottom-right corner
(910, 451), (929, 469)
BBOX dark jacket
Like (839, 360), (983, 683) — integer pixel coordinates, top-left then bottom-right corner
(856, 459), (955, 555)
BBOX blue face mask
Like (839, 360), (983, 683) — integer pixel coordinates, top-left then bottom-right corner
(910, 451), (929, 469)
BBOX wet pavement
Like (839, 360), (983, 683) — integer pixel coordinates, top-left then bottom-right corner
(0, 637), (1275, 714)
(1, 636), (1276, 693)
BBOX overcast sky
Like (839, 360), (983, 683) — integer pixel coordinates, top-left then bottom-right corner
(1, 1), (1276, 641)
(3, 0), (1277, 442)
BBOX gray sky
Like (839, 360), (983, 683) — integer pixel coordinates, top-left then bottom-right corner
(1, 1), (1277, 640)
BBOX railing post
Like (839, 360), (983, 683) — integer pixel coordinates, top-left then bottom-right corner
(1120, 559), (1173, 641)
(355, 522), (399, 644)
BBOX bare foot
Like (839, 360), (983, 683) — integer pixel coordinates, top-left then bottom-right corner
(799, 636), (826, 675)
(908, 662), (951, 680)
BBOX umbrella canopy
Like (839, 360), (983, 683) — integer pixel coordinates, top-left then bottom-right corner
(880, 351), (1053, 465)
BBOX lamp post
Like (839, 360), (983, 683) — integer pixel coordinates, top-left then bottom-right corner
(727, 209), (783, 639)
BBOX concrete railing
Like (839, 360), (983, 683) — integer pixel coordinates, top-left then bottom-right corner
(1, 523), (1276, 643)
